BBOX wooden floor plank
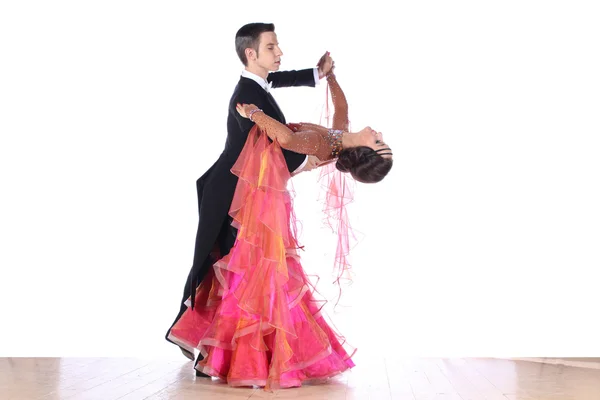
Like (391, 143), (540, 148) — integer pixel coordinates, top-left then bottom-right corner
(2, 357), (600, 400)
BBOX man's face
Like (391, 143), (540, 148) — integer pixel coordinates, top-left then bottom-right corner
(255, 32), (283, 72)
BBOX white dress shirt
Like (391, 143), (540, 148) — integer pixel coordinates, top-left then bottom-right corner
(240, 68), (320, 173)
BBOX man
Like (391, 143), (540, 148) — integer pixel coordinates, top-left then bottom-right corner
(165, 22), (334, 374)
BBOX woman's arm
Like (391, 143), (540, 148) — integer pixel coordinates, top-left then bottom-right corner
(327, 73), (349, 131)
(236, 103), (327, 156)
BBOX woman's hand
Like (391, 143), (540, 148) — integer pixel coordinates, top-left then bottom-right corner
(236, 103), (259, 119)
(317, 51), (334, 79)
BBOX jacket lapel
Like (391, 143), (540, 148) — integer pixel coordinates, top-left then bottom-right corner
(240, 77), (286, 124)
(265, 92), (285, 124)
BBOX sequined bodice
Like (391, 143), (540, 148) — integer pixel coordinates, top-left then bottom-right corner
(327, 129), (344, 158)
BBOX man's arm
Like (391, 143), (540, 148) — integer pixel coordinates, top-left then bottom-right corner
(267, 68), (317, 89)
(291, 155), (322, 176)
(267, 51), (334, 88)
(233, 89), (267, 136)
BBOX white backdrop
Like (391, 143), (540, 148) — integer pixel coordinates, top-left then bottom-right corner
(1, 0), (599, 358)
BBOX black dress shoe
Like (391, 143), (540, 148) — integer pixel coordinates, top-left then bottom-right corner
(195, 369), (210, 378)
(165, 332), (195, 361)
(180, 347), (194, 361)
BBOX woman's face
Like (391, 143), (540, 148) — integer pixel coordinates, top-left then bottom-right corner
(356, 126), (392, 158)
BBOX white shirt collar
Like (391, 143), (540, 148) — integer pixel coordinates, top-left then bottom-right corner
(241, 70), (272, 92)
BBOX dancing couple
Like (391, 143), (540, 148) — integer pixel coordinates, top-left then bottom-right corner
(165, 22), (393, 390)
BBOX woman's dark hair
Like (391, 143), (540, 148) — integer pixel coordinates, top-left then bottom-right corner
(235, 23), (275, 66)
(335, 146), (393, 183)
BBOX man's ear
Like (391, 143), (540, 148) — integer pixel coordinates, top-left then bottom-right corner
(245, 48), (255, 62)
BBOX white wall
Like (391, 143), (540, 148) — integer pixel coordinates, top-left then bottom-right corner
(1, 0), (599, 358)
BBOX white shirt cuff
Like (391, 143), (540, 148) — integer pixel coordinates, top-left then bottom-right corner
(313, 68), (320, 86)
(293, 155), (309, 174)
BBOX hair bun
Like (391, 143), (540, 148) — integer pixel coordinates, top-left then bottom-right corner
(334, 146), (393, 183)
(335, 151), (356, 172)
(335, 160), (350, 172)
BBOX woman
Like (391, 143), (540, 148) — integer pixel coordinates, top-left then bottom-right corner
(168, 71), (384, 390)
(237, 71), (393, 183)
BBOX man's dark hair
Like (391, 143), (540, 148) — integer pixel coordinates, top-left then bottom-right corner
(235, 23), (275, 66)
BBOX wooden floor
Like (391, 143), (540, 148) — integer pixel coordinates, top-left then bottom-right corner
(2, 356), (600, 399)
